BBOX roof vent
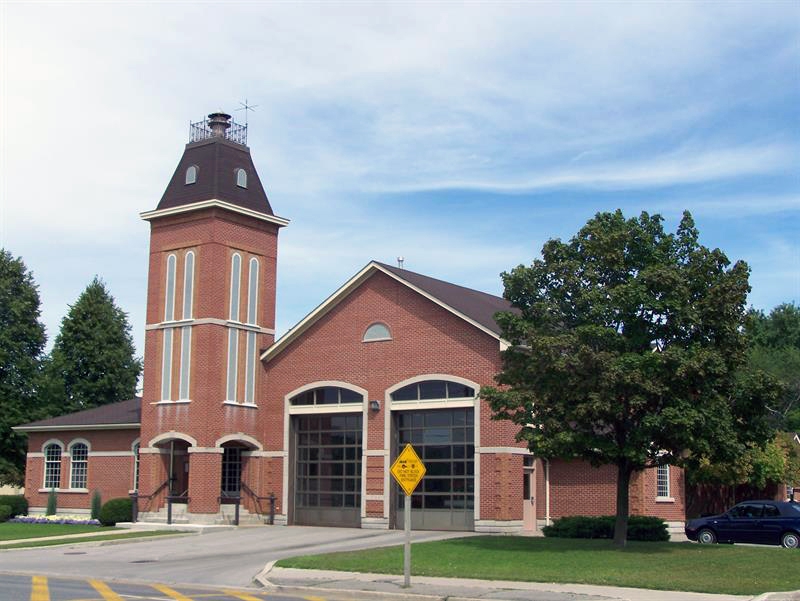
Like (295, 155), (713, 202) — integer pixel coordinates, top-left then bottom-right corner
(189, 112), (248, 145)
(208, 112), (231, 137)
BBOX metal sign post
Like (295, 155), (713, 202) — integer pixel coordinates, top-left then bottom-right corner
(390, 443), (426, 588)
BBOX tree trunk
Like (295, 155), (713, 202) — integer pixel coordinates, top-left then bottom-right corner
(613, 462), (632, 548)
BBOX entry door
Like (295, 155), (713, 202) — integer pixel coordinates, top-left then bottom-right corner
(522, 456), (536, 532)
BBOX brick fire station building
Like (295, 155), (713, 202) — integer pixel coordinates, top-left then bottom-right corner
(17, 113), (686, 533)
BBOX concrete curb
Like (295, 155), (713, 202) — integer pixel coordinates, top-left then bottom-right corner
(256, 565), (766, 601)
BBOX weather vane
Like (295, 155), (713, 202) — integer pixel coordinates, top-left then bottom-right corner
(236, 99), (258, 126)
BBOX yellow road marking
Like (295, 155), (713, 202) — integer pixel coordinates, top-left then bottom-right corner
(304, 597), (326, 601)
(89, 579), (124, 601)
(222, 590), (264, 601)
(152, 584), (194, 601)
(30, 576), (49, 601)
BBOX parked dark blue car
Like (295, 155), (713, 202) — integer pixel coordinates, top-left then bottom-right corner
(685, 500), (800, 548)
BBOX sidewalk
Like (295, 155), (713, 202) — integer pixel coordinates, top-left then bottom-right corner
(258, 564), (800, 601)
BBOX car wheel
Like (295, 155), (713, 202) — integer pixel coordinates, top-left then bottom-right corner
(781, 532), (799, 549)
(697, 528), (717, 544)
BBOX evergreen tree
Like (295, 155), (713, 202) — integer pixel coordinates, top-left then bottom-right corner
(484, 210), (774, 547)
(0, 250), (47, 485)
(46, 277), (141, 413)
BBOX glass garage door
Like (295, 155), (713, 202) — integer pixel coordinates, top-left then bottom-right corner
(394, 408), (474, 531)
(293, 413), (362, 527)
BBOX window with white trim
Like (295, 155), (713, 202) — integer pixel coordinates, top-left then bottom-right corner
(247, 258), (259, 325)
(132, 442), (140, 491)
(363, 322), (391, 342)
(161, 328), (173, 400)
(178, 326), (192, 400)
(391, 380), (475, 401)
(182, 251), (194, 319)
(657, 464), (670, 498)
(229, 253), (241, 321)
(226, 329), (239, 402)
(244, 331), (256, 404)
(69, 442), (88, 489)
(185, 165), (198, 185)
(235, 168), (247, 188)
(289, 386), (363, 406)
(164, 254), (176, 321)
(44, 443), (62, 489)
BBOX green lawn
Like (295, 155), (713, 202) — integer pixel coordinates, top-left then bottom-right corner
(0, 530), (184, 549)
(0, 522), (113, 541)
(277, 536), (800, 596)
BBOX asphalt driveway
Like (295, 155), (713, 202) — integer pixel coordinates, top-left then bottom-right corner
(0, 525), (465, 588)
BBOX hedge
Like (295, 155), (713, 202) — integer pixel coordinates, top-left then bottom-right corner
(0, 505), (12, 522)
(542, 515), (669, 541)
(0, 495), (28, 518)
(98, 497), (132, 526)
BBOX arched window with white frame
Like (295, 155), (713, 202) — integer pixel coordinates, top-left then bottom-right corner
(43, 442), (63, 489)
(235, 168), (247, 188)
(185, 165), (198, 185)
(69, 441), (89, 489)
(363, 322), (391, 342)
(229, 253), (242, 321)
(182, 251), (195, 320)
(164, 253), (177, 321)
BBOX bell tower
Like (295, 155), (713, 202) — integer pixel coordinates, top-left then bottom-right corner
(137, 112), (288, 522)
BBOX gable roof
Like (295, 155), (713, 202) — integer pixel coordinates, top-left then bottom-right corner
(261, 261), (515, 362)
(13, 398), (141, 432)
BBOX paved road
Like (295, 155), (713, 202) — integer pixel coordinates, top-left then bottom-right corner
(0, 572), (323, 601)
(0, 525), (463, 588)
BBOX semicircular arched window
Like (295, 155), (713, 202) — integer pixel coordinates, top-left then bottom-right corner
(185, 165), (198, 185)
(235, 168), (247, 188)
(290, 386), (363, 406)
(390, 380), (475, 402)
(363, 322), (391, 342)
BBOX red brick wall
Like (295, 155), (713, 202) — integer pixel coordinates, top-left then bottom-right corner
(137, 207), (280, 516)
(24, 429), (139, 511)
(263, 270), (525, 522)
(542, 459), (685, 521)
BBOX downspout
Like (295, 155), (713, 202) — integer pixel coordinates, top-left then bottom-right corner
(545, 459), (551, 526)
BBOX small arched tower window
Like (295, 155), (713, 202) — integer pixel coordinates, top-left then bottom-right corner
(363, 322), (391, 342)
(185, 165), (198, 185)
(235, 168), (247, 188)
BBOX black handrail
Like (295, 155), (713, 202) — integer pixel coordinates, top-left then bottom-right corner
(240, 483), (276, 525)
(130, 479), (169, 523)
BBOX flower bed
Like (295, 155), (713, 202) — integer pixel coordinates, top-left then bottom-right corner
(10, 514), (101, 526)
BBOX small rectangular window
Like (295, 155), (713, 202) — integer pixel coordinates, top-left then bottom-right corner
(44, 445), (62, 489)
(69, 444), (88, 489)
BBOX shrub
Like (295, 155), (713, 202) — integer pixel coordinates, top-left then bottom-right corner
(90, 490), (102, 520)
(542, 515), (668, 541)
(98, 497), (132, 526)
(0, 495), (28, 517)
(46, 488), (58, 516)
(0, 505), (12, 522)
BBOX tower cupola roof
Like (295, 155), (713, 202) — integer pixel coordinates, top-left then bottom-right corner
(146, 112), (285, 225)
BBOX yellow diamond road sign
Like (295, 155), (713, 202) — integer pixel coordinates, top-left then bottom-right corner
(390, 443), (426, 496)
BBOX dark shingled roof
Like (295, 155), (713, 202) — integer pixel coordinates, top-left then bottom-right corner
(15, 398), (141, 430)
(156, 137), (274, 215)
(375, 262), (515, 336)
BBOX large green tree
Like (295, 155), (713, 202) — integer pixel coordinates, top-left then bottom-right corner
(484, 210), (773, 546)
(745, 303), (800, 431)
(0, 250), (47, 485)
(44, 277), (141, 413)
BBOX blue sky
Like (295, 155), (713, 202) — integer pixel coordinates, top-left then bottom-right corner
(2, 1), (798, 361)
